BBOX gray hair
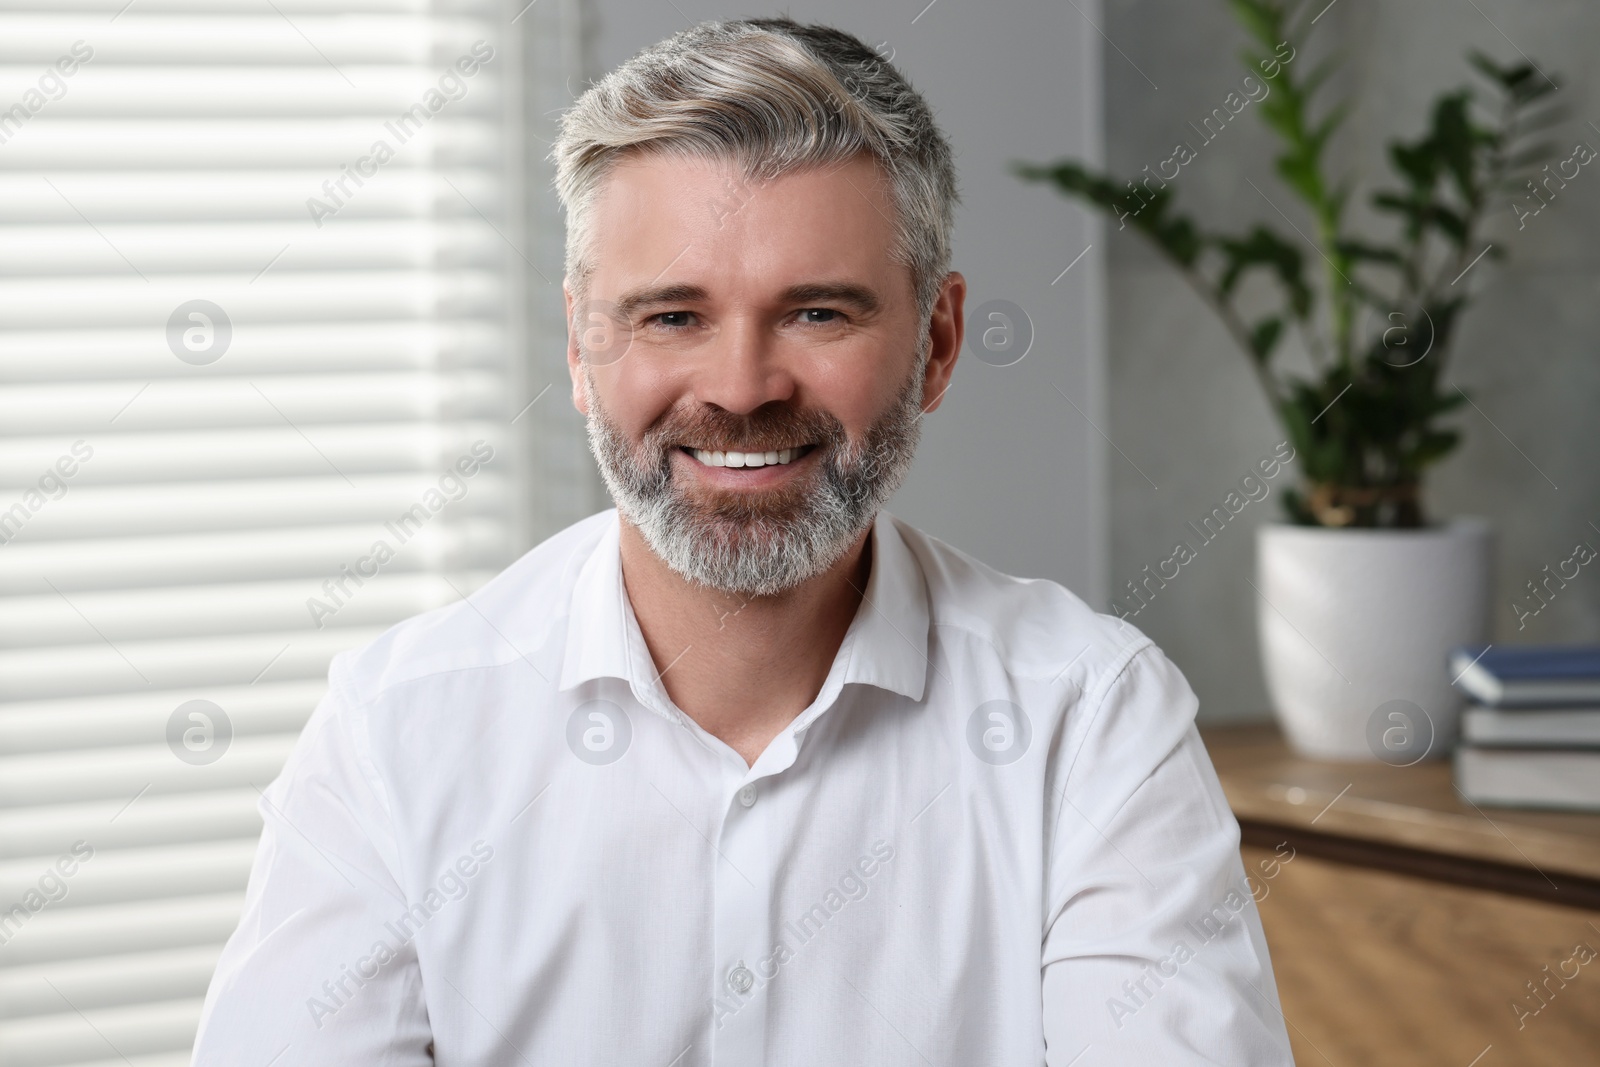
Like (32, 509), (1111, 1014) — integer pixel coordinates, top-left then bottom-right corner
(551, 16), (959, 329)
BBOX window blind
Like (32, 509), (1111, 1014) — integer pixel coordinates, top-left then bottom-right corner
(0, 3), (579, 1063)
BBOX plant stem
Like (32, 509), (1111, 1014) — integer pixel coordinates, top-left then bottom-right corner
(1173, 261), (1287, 411)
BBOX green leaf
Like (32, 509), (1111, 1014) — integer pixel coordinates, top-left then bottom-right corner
(1429, 204), (1470, 245)
(1335, 239), (1403, 266)
(1389, 141), (1437, 190)
(1408, 429), (1460, 467)
(1011, 160), (1117, 207)
(1468, 51), (1558, 103)
(1010, 158), (1208, 268)
(1278, 397), (1315, 461)
(1371, 190), (1428, 241)
(1256, 93), (1301, 142)
(1437, 94), (1481, 198)
(1327, 178), (1353, 225)
(1249, 317), (1284, 363)
(1467, 50), (1516, 88)
(1154, 215), (1205, 268)
(1511, 71), (1561, 104)
(1275, 153), (1323, 205)
(1215, 226), (1311, 317)
(1278, 485), (1316, 525)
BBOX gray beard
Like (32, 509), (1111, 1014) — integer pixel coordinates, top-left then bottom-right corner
(581, 356), (926, 599)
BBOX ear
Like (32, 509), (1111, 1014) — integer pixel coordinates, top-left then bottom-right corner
(563, 281), (586, 417)
(919, 271), (965, 415)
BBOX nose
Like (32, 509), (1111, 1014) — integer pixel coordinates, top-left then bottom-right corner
(689, 313), (796, 416)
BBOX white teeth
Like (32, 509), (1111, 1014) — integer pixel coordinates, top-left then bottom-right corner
(690, 446), (807, 468)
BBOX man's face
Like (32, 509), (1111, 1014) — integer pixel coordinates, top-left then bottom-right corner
(566, 151), (959, 599)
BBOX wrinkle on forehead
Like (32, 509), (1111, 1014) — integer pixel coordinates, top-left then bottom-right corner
(584, 152), (905, 309)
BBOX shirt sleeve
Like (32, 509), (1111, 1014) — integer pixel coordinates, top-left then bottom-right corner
(191, 654), (434, 1065)
(1040, 642), (1295, 1066)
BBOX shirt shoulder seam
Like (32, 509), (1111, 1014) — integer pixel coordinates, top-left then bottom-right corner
(1049, 636), (1157, 837)
(325, 653), (401, 873)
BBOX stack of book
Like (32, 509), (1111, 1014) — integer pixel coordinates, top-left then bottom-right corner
(1451, 644), (1600, 811)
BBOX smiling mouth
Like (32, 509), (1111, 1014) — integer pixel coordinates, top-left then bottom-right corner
(678, 444), (818, 469)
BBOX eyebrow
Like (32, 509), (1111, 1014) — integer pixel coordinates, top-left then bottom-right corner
(614, 284), (708, 322)
(613, 281), (882, 321)
(779, 282), (881, 315)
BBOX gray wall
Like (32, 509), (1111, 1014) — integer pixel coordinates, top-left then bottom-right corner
(570, 0), (1111, 606)
(1103, 0), (1600, 723)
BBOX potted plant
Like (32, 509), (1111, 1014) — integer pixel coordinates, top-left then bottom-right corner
(1013, 0), (1565, 759)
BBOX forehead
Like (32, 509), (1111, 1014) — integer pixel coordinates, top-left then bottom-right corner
(583, 150), (906, 301)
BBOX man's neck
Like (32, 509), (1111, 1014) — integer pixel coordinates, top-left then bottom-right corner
(616, 516), (874, 768)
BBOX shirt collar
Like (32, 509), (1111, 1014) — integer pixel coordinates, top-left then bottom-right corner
(558, 509), (931, 718)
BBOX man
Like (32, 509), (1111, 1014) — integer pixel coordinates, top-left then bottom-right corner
(194, 16), (1293, 1066)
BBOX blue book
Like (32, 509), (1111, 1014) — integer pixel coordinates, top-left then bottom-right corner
(1449, 644), (1600, 708)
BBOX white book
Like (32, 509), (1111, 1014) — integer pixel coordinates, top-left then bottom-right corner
(1454, 747), (1600, 811)
(1461, 706), (1600, 747)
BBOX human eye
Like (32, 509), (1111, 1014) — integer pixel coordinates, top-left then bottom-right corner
(794, 307), (844, 327)
(647, 310), (697, 330)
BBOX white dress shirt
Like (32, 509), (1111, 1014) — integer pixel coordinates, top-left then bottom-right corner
(193, 507), (1294, 1066)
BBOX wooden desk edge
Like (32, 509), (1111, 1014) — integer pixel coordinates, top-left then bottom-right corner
(1201, 722), (1600, 908)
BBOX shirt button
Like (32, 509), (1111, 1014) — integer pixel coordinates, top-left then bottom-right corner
(727, 962), (755, 994)
(737, 783), (758, 808)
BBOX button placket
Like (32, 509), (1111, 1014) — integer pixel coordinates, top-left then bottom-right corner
(710, 772), (773, 1067)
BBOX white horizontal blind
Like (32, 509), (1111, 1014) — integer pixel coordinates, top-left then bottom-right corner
(0, 2), (547, 1063)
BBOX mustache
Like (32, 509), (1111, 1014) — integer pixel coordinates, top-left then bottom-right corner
(646, 406), (847, 455)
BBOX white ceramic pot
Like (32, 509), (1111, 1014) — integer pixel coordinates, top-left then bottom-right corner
(1255, 518), (1493, 761)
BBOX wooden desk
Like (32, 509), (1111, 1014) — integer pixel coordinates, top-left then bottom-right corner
(1201, 725), (1600, 1066)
